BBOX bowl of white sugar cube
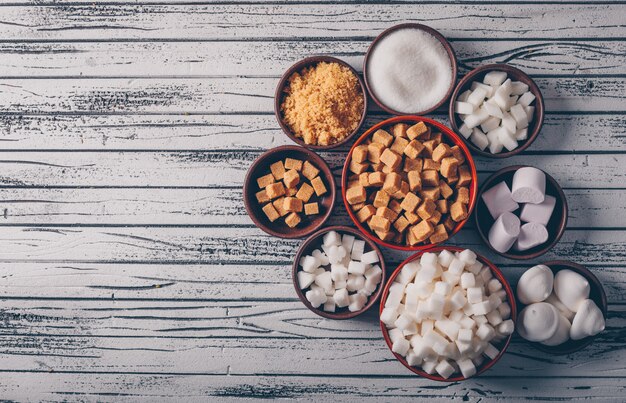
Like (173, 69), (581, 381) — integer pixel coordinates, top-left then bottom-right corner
(293, 226), (386, 319)
(475, 165), (568, 260)
(379, 247), (516, 381)
(449, 64), (544, 158)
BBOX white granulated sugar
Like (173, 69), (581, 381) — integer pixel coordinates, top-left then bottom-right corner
(367, 28), (453, 113)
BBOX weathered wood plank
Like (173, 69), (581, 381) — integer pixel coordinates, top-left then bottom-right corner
(0, 4), (622, 40)
(0, 76), (622, 114)
(1, 114), (624, 152)
(0, 40), (624, 77)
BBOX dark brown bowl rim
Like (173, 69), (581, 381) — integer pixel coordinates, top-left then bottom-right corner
(362, 23), (458, 116)
(379, 246), (517, 381)
(274, 56), (368, 150)
(448, 63), (545, 158)
(243, 145), (336, 239)
(292, 225), (387, 319)
(474, 165), (568, 260)
(520, 260), (608, 355)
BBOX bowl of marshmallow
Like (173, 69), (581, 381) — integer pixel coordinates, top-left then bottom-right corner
(515, 261), (607, 354)
(475, 165), (568, 260)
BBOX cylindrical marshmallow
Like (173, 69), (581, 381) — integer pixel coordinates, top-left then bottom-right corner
(481, 181), (520, 219)
(520, 195), (556, 226)
(540, 313), (571, 346)
(517, 264), (554, 304)
(553, 269), (590, 312)
(514, 222), (549, 251)
(488, 212), (521, 253)
(511, 167), (546, 204)
(517, 302), (560, 342)
(570, 299), (605, 340)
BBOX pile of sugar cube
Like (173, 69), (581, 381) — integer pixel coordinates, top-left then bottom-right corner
(298, 230), (383, 313)
(482, 167), (555, 253)
(455, 71), (536, 154)
(380, 249), (514, 379)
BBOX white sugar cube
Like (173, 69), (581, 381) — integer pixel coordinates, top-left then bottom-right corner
(323, 298), (336, 312)
(472, 301), (492, 316)
(480, 116), (501, 133)
(497, 127), (518, 151)
(458, 89), (471, 102)
(483, 100), (503, 118)
(330, 264), (348, 283)
(449, 310), (464, 322)
(326, 245), (347, 265)
(456, 339), (473, 355)
(487, 131), (503, 154)
(341, 234), (355, 252)
(447, 258), (465, 276)
(361, 277), (378, 296)
(297, 271), (315, 289)
(360, 250), (379, 265)
(406, 351), (422, 367)
(457, 359), (476, 379)
(486, 309), (503, 326)
(398, 262), (420, 284)
(414, 281), (434, 299)
(435, 359), (456, 379)
(467, 287), (483, 304)
(455, 101), (475, 115)
(458, 249), (477, 265)
(449, 290), (467, 311)
(334, 279), (347, 290)
(323, 231), (341, 247)
(458, 123), (472, 139)
(350, 240), (365, 260)
(518, 91), (536, 107)
(364, 265), (382, 283)
(483, 71), (507, 87)
(380, 306), (399, 326)
(487, 278), (503, 293)
(511, 81), (529, 95)
(314, 271), (333, 294)
(438, 250), (455, 267)
(434, 281), (452, 296)
(472, 355), (485, 368)
(422, 360), (438, 375)
(435, 320), (460, 341)
(460, 273), (476, 289)
(385, 283), (405, 308)
(427, 294), (446, 319)
(305, 289), (327, 308)
(389, 328), (404, 344)
(395, 313), (418, 334)
(492, 90), (510, 110)
(480, 267), (494, 283)
(392, 338), (411, 356)
(471, 81), (494, 97)
(311, 249), (329, 266)
(346, 274), (365, 292)
(442, 271), (460, 287)
(457, 328), (473, 343)
(464, 106), (490, 129)
(498, 302), (511, 319)
(420, 253), (438, 267)
(415, 264), (439, 284)
(348, 293), (367, 312)
(510, 104), (529, 129)
(515, 128), (528, 141)
(333, 288), (350, 308)
(467, 87), (488, 107)
(498, 319), (515, 335)
(421, 320), (435, 336)
(483, 343), (499, 359)
(524, 105), (535, 122)
(300, 255), (319, 273)
(462, 302), (474, 316)
(488, 294), (502, 310)
(459, 316), (475, 330)
(347, 260), (367, 275)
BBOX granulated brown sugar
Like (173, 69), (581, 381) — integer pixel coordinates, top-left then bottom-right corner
(281, 62), (364, 146)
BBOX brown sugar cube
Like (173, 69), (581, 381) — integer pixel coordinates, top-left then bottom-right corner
(304, 202), (319, 215)
(394, 215), (410, 233)
(295, 182), (315, 202)
(400, 192), (421, 213)
(407, 170), (422, 192)
(392, 181), (409, 199)
(273, 197), (289, 217)
(256, 189), (270, 204)
(262, 203), (280, 222)
(369, 215), (391, 232)
(421, 140), (437, 158)
(456, 187), (470, 204)
(404, 157), (423, 172)
(411, 220), (435, 243)
(380, 149), (402, 170)
(373, 190), (390, 208)
(431, 132), (443, 145)
(284, 158), (303, 171)
(428, 210), (442, 225)
(419, 187), (441, 201)
(346, 185), (367, 205)
(349, 159), (369, 175)
(285, 212), (301, 228)
(443, 215), (456, 232)
(283, 196), (303, 213)
(257, 173), (275, 189)
(406, 227), (418, 245)
(446, 174), (459, 186)
(389, 199), (403, 214)
(270, 161), (286, 180)
(405, 211), (420, 224)
(283, 169), (300, 189)
(433, 143), (452, 163)
(368, 171), (386, 187)
(301, 161), (320, 181)
(393, 123), (409, 138)
(371, 162), (384, 172)
(356, 204), (376, 223)
(417, 199), (437, 220)
(367, 142), (386, 163)
(358, 172), (370, 187)
(372, 129), (393, 147)
(383, 172), (402, 194)
(421, 170), (439, 187)
(390, 136), (410, 154)
(436, 199), (449, 214)
(382, 164), (396, 174)
(404, 140), (425, 160)
(353, 145), (369, 163)
(423, 159), (440, 172)
(407, 121), (429, 140)
(429, 224), (448, 244)
(450, 145), (466, 164)
(440, 157), (459, 179)
(266, 182), (286, 200)
(450, 201), (468, 222)
(351, 202), (365, 211)
(375, 230), (395, 242)
(439, 180), (454, 199)
(376, 206), (397, 222)
(311, 176), (327, 196)
(286, 187), (298, 197)
(457, 165), (472, 187)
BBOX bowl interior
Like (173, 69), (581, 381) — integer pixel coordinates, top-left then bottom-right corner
(342, 116), (477, 251)
(244, 146), (336, 239)
(274, 56), (367, 150)
(292, 225), (386, 319)
(379, 246), (517, 381)
(522, 261), (608, 355)
(475, 165), (567, 260)
(449, 64), (544, 158)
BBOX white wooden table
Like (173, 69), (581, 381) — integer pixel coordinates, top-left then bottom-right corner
(0, 1), (624, 401)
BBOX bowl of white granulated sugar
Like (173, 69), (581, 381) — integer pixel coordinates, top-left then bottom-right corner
(363, 23), (457, 116)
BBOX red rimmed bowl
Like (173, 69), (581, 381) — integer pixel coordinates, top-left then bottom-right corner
(379, 246), (517, 381)
(341, 116), (478, 251)
(292, 225), (386, 319)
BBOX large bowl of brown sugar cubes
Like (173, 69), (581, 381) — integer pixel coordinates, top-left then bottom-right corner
(341, 116), (478, 250)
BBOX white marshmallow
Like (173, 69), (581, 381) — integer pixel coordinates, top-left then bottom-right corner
(517, 302), (560, 342)
(297, 271), (315, 289)
(545, 292), (575, 321)
(517, 264), (554, 304)
(333, 288), (350, 308)
(511, 167), (546, 204)
(570, 299), (605, 340)
(323, 231), (341, 247)
(488, 212), (521, 253)
(554, 269), (590, 312)
(351, 240), (365, 260)
(519, 195), (556, 226)
(481, 181), (520, 219)
(360, 250), (380, 265)
(514, 222), (548, 251)
(541, 313), (571, 346)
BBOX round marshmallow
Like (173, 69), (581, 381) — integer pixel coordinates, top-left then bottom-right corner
(570, 299), (605, 340)
(517, 302), (560, 342)
(553, 269), (590, 312)
(540, 313), (571, 346)
(514, 222), (549, 251)
(488, 212), (521, 253)
(517, 264), (554, 304)
(511, 167), (546, 204)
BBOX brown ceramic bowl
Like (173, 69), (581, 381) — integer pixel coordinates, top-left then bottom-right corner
(292, 225), (386, 319)
(518, 261), (607, 355)
(363, 23), (458, 116)
(274, 56), (367, 150)
(243, 145), (336, 239)
(448, 64), (545, 158)
(380, 246), (517, 381)
(475, 165), (568, 260)
(342, 116), (478, 251)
